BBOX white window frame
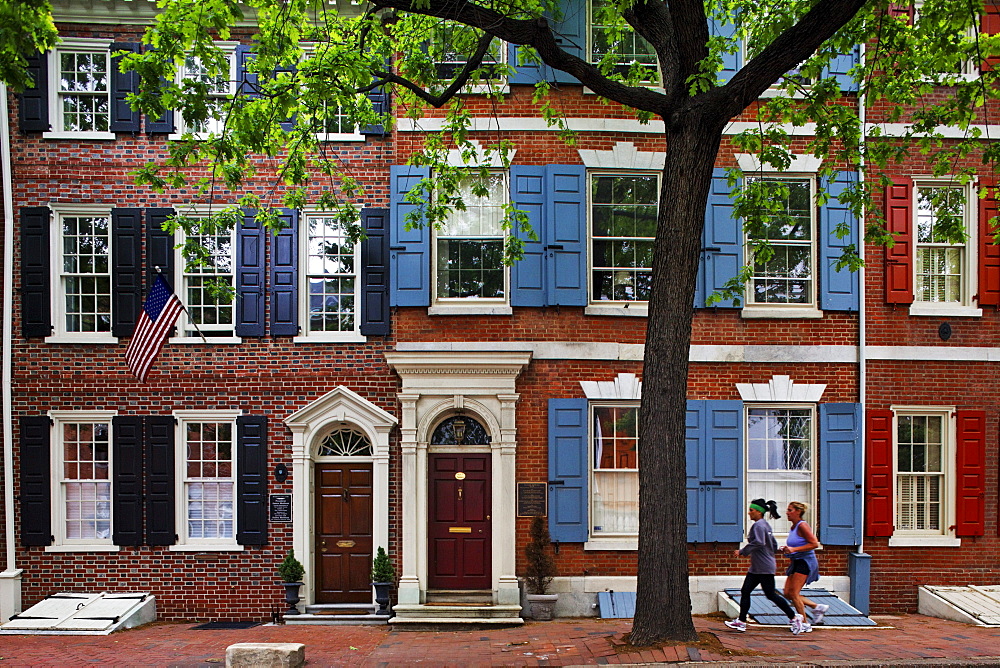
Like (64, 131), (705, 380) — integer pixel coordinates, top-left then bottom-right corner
(168, 42), (238, 141)
(43, 38), (116, 140)
(743, 403), (817, 539)
(46, 203), (117, 344)
(170, 208), (241, 344)
(587, 0), (660, 86)
(913, 0), (978, 82)
(313, 101), (365, 142)
(170, 409), (243, 551)
(588, 401), (640, 541)
(888, 406), (960, 547)
(587, 170), (658, 307)
(430, 170), (511, 313)
(742, 174), (821, 318)
(294, 210), (365, 343)
(909, 178), (982, 317)
(432, 22), (508, 94)
(46, 410), (119, 553)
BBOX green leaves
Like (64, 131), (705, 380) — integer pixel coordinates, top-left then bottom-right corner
(0, 0), (58, 92)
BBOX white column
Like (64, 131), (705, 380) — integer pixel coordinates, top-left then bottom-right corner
(397, 394), (421, 605)
(495, 394), (520, 605)
(288, 425), (311, 604)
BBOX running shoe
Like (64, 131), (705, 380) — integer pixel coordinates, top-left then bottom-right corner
(800, 621), (813, 633)
(791, 614), (804, 634)
(812, 603), (829, 625)
(724, 619), (747, 632)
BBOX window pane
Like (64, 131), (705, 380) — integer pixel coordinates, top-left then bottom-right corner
(592, 405), (639, 535)
(896, 414), (945, 531)
(746, 408), (813, 534)
(62, 216), (112, 333)
(307, 216), (358, 333)
(58, 51), (110, 132)
(184, 421), (235, 540)
(591, 175), (658, 303)
(62, 422), (111, 541)
(746, 178), (814, 306)
(915, 186), (966, 304)
(436, 174), (506, 302)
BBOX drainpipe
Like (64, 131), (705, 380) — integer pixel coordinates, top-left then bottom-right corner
(0, 82), (23, 622)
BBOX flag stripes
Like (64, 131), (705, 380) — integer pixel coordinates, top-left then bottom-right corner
(125, 275), (182, 382)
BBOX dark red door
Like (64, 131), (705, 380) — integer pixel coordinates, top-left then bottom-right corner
(428, 454), (491, 589)
(315, 463), (373, 603)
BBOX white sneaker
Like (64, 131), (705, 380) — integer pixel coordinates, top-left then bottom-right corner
(725, 619), (747, 632)
(801, 622), (813, 633)
(791, 614), (804, 635)
(812, 603), (829, 625)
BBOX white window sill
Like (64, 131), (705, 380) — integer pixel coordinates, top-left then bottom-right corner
(585, 304), (648, 317)
(293, 334), (367, 344)
(42, 131), (116, 141)
(169, 544), (244, 552)
(888, 535), (961, 547)
(45, 544), (120, 553)
(457, 83), (509, 95)
(316, 133), (366, 142)
(908, 304), (982, 317)
(741, 306), (824, 319)
(428, 304), (512, 316)
(169, 336), (243, 344)
(45, 335), (118, 344)
(759, 88), (809, 99)
(584, 537), (638, 551)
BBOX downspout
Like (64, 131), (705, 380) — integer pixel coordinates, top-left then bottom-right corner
(0, 82), (23, 621)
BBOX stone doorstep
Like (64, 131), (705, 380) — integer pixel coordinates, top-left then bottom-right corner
(283, 613), (389, 626)
(391, 603), (523, 619)
(225, 642), (305, 668)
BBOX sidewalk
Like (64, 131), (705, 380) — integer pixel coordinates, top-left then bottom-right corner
(0, 614), (999, 666)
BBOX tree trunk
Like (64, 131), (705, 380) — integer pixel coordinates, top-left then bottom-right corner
(630, 121), (723, 646)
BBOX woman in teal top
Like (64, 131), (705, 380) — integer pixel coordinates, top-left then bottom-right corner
(780, 501), (829, 633)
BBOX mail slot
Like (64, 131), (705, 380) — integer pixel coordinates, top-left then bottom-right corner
(336, 540), (355, 548)
(448, 527), (472, 533)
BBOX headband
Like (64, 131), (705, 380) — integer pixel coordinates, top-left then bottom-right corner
(749, 502), (767, 513)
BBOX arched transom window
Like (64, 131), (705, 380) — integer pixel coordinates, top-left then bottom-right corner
(431, 415), (489, 446)
(317, 427), (372, 457)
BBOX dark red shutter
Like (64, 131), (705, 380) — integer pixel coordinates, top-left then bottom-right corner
(888, 2), (914, 23)
(955, 410), (986, 536)
(978, 179), (1000, 306)
(885, 179), (914, 304)
(865, 409), (895, 537)
(982, 4), (1000, 71)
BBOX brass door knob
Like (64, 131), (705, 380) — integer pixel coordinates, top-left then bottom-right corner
(320, 540), (327, 552)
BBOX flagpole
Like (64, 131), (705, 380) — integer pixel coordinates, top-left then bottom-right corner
(155, 266), (209, 344)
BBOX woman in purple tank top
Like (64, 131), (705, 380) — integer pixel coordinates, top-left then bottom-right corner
(780, 501), (829, 633)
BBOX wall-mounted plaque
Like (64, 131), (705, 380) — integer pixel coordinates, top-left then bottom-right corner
(516, 482), (547, 518)
(269, 494), (292, 523)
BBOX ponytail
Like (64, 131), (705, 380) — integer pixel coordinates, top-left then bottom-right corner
(749, 497), (781, 519)
(764, 500), (780, 520)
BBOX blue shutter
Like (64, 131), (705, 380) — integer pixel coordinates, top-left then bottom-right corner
(111, 208), (143, 338)
(360, 207), (391, 335)
(20, 207), (52, 338)
(236, 44), (259, 97)
(390, 165), (431, 306)
(507, 44), (546, 86)
(20, 416), (52, 546)
(819, 171), (860, 312)
(19, 51), (49, 132)
(701, 169), (742, 308)
(361, 88), (389, 136)
(511, 165), (547, 306)
(545, 165), (588, 306)
(686, 402), (705, 543)
(145, 208), (175, 290)
(548, 398), (589, 543)
(822, 46), (859, 93)
(508, 0), (585, 85)
(269, 209), (298, 336)
(144, 416), (176, 546)
(236, 415), (268, 545)
(819, 403), (863, 546)
(709, 17), (742, 84)
(237, 210), (266, 337)
(702, 400), (744, 542)
(112, 416), (143, 546)
(110, 43), (141, 133)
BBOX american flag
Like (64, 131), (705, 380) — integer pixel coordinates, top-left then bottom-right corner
(125, 275), (182, 383)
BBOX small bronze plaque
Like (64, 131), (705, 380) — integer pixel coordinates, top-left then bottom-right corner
(516, 482), (547, 518)
(455, 472), (466, 480)
(336, 540), (355, 548)
(269, 494), (292, 523)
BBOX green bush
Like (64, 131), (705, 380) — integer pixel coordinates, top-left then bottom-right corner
(277, 549), (305, 583)
(371, 546), (395, 583)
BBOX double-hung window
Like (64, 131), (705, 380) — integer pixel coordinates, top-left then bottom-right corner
(591, 404), (639, 536)
(47, 39), (114, 139)
(432, 22), (506, 88)
(49, 411), (115, 550)
(894, 410), (951, 537)
(174, 411), (239, 548)
(588, 0), (658, 80)
(745, 177), (817, 310)
(303, 213), (361, 338)
(173, 46), (237, 138)
(914, 183), (971, 305)
(176, 219), (236, 340)
(745, 405), (815, 535)
(590, 172), (657, 303)
(434, 172), (508, 304)
(51, 206), (113, 341)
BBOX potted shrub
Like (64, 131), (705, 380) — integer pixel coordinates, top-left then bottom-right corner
(277, 549), (305, 616)
(524, 515), (558, 620)
(371, 546), (395, 616)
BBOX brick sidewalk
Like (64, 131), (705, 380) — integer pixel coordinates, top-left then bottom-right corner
(0, 614), (998, 666)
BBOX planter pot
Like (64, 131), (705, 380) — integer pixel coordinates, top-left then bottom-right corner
(525, 593), (559, 621)
(281, 581), (303, 616)
(372, 581), (393, 616)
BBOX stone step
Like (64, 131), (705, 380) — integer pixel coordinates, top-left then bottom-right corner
(390, 603), (523, 621)
(425, 589), (493, 605)
(303, 603), (378, 615)
(283, 613), (388, 626)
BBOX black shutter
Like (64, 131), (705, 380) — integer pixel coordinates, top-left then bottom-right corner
(360, 208), (390, 336)
(112, 416), (143, 546)
(236, 210), (266, 337)
(111, 208), (143, 337)
(269, 209), (299, 336)
(144, 46), (175, 134)
(361, 88), (389, 136)
(20, 207), (51, 338)
(144, 416), (176, 546)
(20, 416), (52, 546)
(236, 415), (268, 545)
(145, 208), (175, 291)
(110, 43), (141, 133)
(19, 51), (49, 132)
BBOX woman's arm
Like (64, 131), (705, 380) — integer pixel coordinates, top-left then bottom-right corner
(739, 521), (764, 556)
(788, 521), (820, 553)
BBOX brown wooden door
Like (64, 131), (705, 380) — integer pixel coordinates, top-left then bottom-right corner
(428, 454), (491, 589)
(314, 463), (373, 603)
